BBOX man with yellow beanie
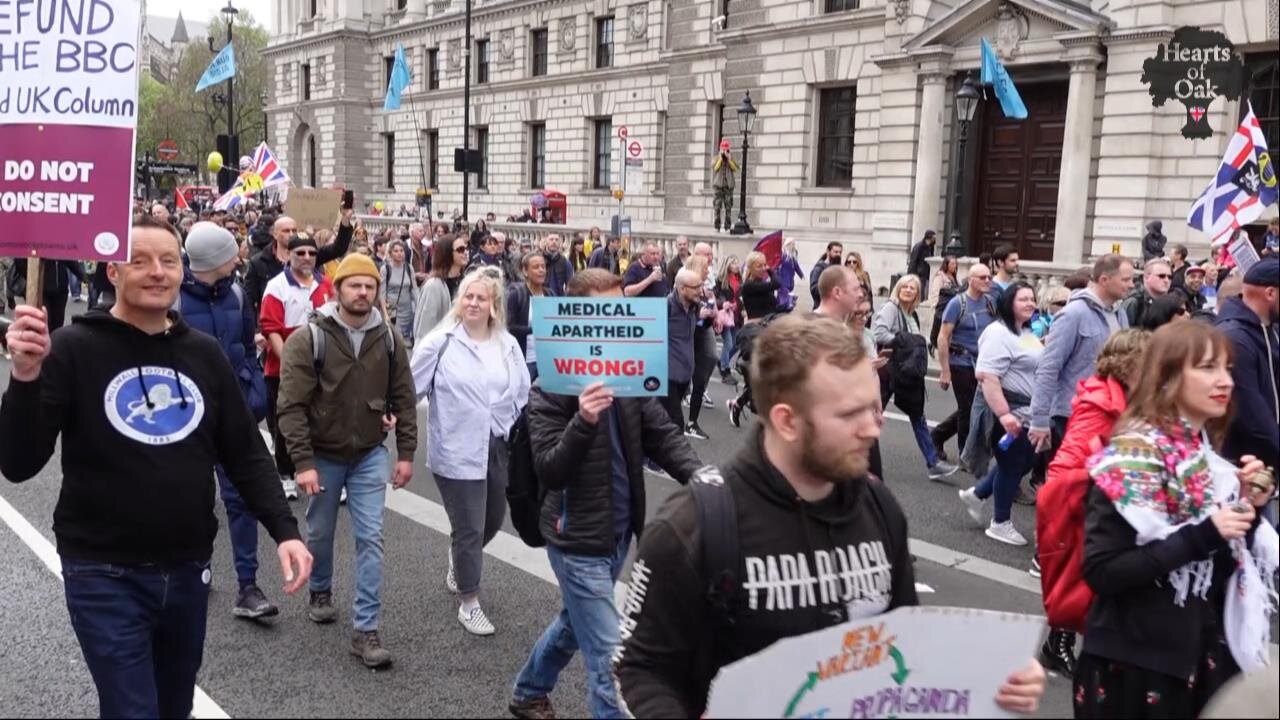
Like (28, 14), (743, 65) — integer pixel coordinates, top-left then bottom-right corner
(276, 253), (417, 669)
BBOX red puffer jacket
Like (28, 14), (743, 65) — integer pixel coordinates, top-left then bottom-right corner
(1036, 375), (1128, 632)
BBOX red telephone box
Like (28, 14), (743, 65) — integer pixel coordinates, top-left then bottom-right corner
(532, 190), (568, 224)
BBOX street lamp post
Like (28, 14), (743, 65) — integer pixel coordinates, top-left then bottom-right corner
(208, 1), (238, 191)
(948, 74), (980, 255)
(729, 90), (757, 236)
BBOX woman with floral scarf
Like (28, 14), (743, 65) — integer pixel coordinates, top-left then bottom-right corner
(1078, 322), (1278, 719)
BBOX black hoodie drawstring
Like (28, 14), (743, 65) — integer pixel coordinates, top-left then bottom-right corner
(133, 328), (189, 411)
(135, 364), (154, 409)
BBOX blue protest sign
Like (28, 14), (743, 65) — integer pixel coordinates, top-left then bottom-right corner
(531, 297), (667, 397)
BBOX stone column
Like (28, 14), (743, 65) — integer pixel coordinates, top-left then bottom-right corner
(1053, 55), (1102, 264)
(910, 72), (948, 246)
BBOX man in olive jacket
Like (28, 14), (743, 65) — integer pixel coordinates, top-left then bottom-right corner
(509, 269), (702, 719)
(276, 253), (416, 669)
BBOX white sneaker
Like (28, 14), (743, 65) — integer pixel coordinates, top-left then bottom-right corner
(958, 488), (985, 526)
(986, 521), (1028, 546)
(281, 477), (298, 501)
(445, 555), (458, 594)
(339, 487), (347, 504)
(458, 605), (495, 636)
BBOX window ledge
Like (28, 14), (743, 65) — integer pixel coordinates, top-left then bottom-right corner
(796, 186), (855, 196)
(578, 188), (615, 196)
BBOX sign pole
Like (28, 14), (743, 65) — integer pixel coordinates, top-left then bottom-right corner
(25, 253), (44, 311)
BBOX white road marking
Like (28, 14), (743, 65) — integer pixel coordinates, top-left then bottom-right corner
(883, 411), (940, 429)
(914, 583), (935, 594)
(0, 494), (231, 720)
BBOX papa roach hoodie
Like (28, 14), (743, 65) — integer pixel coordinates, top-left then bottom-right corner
(0, 309), (300, 564)
(614, 427), (918, 718)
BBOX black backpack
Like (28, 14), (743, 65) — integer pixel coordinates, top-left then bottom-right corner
(506, 406), (546, 548)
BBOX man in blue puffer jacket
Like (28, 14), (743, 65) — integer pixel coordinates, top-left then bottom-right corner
(178, 222), (279, 620)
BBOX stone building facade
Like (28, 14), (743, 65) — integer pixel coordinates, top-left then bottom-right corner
(264, 0), (1279, 279)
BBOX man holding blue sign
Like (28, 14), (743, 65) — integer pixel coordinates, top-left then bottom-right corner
(511, 269), (701, 719)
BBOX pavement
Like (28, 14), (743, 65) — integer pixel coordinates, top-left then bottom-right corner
(0, 304), (1080, 718)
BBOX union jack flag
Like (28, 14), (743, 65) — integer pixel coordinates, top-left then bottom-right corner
(212, 142), (291, 210)
(1187, 103), (1277, 245)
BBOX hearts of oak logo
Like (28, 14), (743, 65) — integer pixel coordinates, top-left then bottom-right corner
(1141, 26), (1245, 140)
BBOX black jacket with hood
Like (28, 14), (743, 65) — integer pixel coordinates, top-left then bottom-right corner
(527, 386), (702, 556)
(1141, 220), (1167, 262)
(0, 310), (301, 564)
(614, 427), (917, 718)
(1214, 296), (1280, 470)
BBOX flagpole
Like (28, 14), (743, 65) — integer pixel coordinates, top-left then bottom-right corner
(406, 85), (430, 201)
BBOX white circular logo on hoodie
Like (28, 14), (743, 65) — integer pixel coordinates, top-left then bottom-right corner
(103, 367), (205, 445)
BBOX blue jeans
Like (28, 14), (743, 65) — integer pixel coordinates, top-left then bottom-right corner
(513, 535), (632, 719)
(718, 327), (737, 373)
(306, 446), (389, 631)
(68, 265), (83, 298)
(215, 464), (259, 588)
(910, 415), (940, 468)
(62, 559), (210, 719)
(973, 431), (1036, 523)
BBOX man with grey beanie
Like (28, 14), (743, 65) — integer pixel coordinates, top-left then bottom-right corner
(177, 222), (278, 620)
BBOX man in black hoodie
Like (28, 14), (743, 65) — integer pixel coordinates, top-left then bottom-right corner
(613, 314), (1046, 717)
(0, 215), (312, 720)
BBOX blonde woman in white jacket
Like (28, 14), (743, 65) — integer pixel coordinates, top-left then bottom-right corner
(410, 267), (531, 636)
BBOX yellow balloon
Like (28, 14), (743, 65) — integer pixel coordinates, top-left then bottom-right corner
(207, 151), (223, 173)
(373, 201), (385, 212)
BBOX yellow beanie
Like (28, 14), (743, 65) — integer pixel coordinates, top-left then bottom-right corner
(331, 253), (382, 288)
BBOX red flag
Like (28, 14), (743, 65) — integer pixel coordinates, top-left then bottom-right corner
(175, 188), (190, 212)
(753, 230), (783, 268)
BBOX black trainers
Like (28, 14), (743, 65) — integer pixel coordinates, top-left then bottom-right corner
(727, 398), (742, 428)
(232, 584), (279, 619)
(510, 696), (557, 719)
(308, 590), (337, 624)
(684, 422), (709, 440)
(350, 629), (393, 668)
(1039, 629), (1078, 677)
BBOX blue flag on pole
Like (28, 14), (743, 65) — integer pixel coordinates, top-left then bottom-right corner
(980, 38), (1028, 120)
(195, 44), (236, 93)
(384, 43), (413, 111)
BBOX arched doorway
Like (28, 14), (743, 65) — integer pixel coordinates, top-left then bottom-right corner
(291, 122), (317, 188)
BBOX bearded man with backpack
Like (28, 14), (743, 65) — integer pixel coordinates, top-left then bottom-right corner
(509, 268), (701, 720)
(613, 313), (1046, 717)
(275, 253), (417, 668)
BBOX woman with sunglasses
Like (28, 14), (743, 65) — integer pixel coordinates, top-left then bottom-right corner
(1030, 286), (1070, 340)
(1075, 323), (1276, 719)
(414, 235), (469, 341)
(467, 232), (520, 286)
(1140, 290), (1193, 331)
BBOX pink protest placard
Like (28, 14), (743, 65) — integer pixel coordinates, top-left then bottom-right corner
(0, 0), (142, 262)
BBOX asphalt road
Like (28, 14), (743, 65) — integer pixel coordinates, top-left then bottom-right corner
(0, 306), (1076, 718)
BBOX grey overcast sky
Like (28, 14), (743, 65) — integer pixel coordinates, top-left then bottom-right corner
(148, 0), (273, 31)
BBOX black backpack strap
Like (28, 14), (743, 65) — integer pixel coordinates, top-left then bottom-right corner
(383, 328), (398, 415)
(428, 333), (453, 397)
(689, 465), (742, 665)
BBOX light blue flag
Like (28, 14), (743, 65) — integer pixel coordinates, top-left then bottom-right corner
(980, 38), (1028, 120)
(384, 43), (413, 111)
(195, 44), (236, 93)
